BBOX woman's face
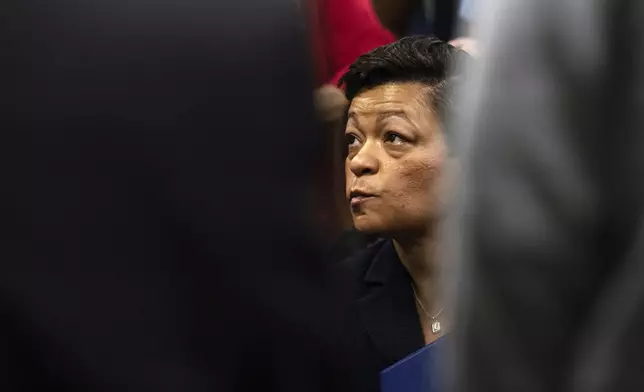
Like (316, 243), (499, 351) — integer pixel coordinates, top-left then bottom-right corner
(344, 82), (446, 235)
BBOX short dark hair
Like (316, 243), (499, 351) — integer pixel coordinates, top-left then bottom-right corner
(338, 36), (470, 123)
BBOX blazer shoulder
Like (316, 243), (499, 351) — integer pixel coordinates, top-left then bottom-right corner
(334, 238), (388, 296)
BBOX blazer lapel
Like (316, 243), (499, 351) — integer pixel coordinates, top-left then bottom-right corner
(357, 240), (424, 365)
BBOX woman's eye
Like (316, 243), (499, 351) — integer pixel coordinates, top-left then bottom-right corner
(384, 132), (406, 145)
(346, 134), (361, 147)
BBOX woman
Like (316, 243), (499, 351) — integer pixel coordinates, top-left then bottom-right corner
(336, 36), (470, 390)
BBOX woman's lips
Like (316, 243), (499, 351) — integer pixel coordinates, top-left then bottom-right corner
(349, 191), (377, 207)
(351, 196), (376, 207)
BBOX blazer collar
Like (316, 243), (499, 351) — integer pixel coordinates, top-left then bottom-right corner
(357, 239), (424, 365)
(363, 239), (397, 285)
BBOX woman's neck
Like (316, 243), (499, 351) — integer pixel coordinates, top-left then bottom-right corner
(393, 229), (441, 313)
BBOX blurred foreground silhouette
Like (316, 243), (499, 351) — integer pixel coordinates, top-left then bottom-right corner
(0, 1), (367, 391)
(449, 1), (644, 391)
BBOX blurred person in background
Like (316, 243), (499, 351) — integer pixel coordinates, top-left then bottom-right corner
(313, 85), (352, 235)
(309, 0), (395, 87)
(336, 36), (470, 391)
(372, 0), (480, 56)
(449, 0), (644, 391)
(371, 0), (465, 40)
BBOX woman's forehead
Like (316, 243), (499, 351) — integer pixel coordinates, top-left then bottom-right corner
(347, 83), (438, 131)
(348, 83), (430, 116)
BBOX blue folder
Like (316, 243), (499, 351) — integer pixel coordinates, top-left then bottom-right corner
(380, 338), (442, 392)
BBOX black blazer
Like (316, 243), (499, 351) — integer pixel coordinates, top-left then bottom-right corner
(337, 238), (425, 391)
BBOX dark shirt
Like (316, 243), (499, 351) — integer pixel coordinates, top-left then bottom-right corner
(336, 239), (427, 391)
(330, 228), (380, 263)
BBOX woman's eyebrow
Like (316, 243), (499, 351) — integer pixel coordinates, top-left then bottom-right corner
(376, 110), (410, 122)
(346, 111), (363, 130)
(346, 109), (412, 130)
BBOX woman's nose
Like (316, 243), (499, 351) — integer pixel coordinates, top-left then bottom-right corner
(349, 146), (379, 176)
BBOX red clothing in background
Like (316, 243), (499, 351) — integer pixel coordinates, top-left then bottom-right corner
(310, 0), (395, 86)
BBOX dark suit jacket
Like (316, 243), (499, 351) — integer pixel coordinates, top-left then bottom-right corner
(330, 228), (380, 263)
(337, 238), (425, 391)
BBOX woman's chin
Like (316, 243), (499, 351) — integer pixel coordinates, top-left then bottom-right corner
(352, 216), (385, 234)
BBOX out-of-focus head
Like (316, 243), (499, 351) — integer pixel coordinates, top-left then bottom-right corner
(313, 85), (353, 234)
(315, 85), (349, 124)
(339, 36), (468, 236)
